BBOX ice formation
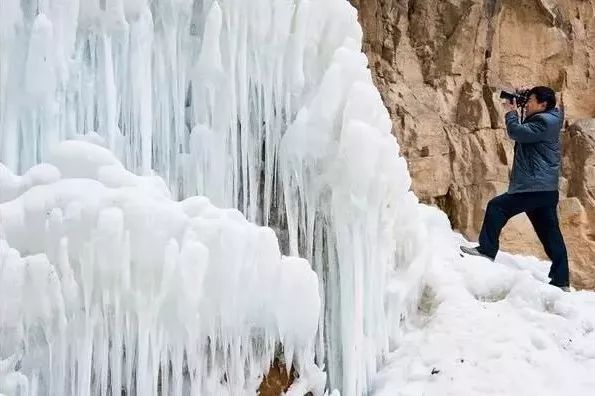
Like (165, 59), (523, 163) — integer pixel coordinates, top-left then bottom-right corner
(0, 140), (323, 395)
(5, 1), (594, 396)
(1, 0), (428, 394)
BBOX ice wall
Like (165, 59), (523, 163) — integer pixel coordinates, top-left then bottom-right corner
(0, 139), (323, 395)
(0, 0), (430, 394)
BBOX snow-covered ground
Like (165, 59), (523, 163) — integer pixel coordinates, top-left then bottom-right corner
(372, 231), (595, 396)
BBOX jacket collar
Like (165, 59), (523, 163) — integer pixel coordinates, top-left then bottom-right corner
(523, 108), (560, 122)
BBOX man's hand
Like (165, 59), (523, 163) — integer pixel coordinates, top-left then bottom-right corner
(503, 98), (517, 113)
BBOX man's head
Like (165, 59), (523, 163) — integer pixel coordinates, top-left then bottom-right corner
(524, 86), (556, 117)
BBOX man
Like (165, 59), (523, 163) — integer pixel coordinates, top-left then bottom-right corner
(460, 86), (570, 291)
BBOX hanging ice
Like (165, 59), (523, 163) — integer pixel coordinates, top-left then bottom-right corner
(0, 139), (323, 395)
(1, 0), (431, 395)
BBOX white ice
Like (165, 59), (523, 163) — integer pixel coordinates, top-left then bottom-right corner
(1, 0), (428, 394)
(0, 140), (323, 395)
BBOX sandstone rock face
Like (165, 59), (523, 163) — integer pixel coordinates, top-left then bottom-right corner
(350, 0), (595, 289)
(561, 119), (595, 289)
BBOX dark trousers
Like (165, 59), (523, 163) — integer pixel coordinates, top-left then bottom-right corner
(478, 190), (569, 287)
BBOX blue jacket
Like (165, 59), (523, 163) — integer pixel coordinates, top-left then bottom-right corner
(505, 108), (563, 194)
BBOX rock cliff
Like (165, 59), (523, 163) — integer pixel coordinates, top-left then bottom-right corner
(350, 0), (595, 289)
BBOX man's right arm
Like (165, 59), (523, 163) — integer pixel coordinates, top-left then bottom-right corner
(505, 111), (547, 144)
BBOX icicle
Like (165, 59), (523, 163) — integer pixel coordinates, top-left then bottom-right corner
(0, 0), (432, 394)
(0, 140), (322, 395)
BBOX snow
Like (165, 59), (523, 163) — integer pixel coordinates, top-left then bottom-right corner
(0, 140), (323, 395)
(371, 227), (595, 396)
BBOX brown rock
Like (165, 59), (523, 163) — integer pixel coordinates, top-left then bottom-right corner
(350, 0), (595, 289)
(560, 120), (595, 289)
(257, 358), (296, 396)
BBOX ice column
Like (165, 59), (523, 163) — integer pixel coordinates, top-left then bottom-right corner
(0, 140), (323, 395)
(0, 1), (430, 394)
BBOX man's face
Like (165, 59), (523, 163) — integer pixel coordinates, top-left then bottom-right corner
(524, 94), (547, 117)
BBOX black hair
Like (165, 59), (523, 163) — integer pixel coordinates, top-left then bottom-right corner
(527, 86), (556, 110)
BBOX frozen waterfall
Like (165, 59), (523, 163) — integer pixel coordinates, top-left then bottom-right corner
(0, 139), (323, 395)
(0, 0), (432, 395)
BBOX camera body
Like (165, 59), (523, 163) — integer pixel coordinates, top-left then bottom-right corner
(500, 89), (530, 108)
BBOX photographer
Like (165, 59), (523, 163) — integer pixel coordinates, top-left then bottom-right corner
(460, 86), (570, 291)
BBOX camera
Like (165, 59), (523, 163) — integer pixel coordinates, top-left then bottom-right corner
(500, 89), (530, 108)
